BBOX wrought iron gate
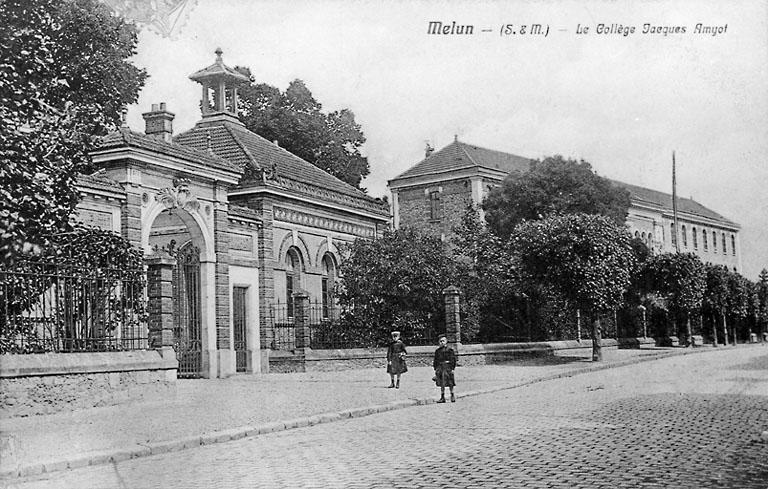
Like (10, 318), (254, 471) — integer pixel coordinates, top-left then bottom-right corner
(233, 286), (248, 372)
(174, 243), (202, 377)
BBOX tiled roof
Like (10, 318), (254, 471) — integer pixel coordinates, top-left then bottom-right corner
(613, 180), (737, 227)
(391, 139), (533, 181)
(97, 128), (241, 174)
(76, 172), (124, 194)
(174, 121), (389, 216)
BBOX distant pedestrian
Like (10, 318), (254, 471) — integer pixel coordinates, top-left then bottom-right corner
(433, 334), (456, 403)
(387, 331), (407, 388)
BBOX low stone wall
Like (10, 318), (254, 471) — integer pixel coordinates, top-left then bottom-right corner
(266, 339), (658, 372)
(0, 348), (177, 417)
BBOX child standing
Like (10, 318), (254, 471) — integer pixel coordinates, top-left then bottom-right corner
(433, 334), (456, 402)
(386, 331), (407, 388)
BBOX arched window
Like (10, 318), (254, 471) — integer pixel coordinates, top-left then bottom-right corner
(713, 231), (717, 253)
(670, 223), (675, 247)
(635, 230), (640, 239)
(692, 227), (697, 249)
(285, 248), (302, 317)
(702, 229), (708, 251)
(731, 234), (736, 256)
(321, 254), (336, 319)
(681, 225), (687, 248)
(722, 232), (727, 254)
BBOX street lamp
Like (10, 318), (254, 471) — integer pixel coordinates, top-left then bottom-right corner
(637, 305), (647, 339)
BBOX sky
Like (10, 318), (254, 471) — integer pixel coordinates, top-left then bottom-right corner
(120, 0), (767, 279)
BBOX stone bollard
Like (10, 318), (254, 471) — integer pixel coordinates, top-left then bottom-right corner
(442, 286), (462, 353)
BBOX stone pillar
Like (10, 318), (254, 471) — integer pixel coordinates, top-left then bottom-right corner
(256, 197), (275, 355)
(293, 291), (311, 350)
(443, 286), (461, 352)
(146, 256), (176, 349)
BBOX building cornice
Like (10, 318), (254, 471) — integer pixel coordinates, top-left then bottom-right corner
(230, 185), (390, 223)
(90, 147), (242, 185)
(388, 166), (507, 190)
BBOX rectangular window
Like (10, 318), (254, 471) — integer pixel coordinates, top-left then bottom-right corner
(429, 191), (442, 220)
(731, 235), (736, 256)
(286, 274), (294, 318)
(321, 277), (330, 319)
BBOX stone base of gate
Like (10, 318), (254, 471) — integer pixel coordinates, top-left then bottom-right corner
(216, 349), (236, 378)
(0, 348), (177, 418)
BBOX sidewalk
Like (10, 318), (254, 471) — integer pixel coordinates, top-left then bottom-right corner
(0, 346), (723, 479)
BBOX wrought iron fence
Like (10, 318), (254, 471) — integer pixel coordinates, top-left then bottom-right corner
(270, 302), (295, 350)
(0, 260), (148, 354)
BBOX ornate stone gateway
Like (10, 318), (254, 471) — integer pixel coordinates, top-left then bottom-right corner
(174, 242), (202, 377)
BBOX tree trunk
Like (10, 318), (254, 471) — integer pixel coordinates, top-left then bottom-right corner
(591, 316), (602, 362)
(685, 314), (693, 347)
(721, 313), (728, 346)
(711, 313), (718, 347)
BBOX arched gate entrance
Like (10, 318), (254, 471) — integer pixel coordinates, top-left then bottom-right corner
(174, 242), (202, 377)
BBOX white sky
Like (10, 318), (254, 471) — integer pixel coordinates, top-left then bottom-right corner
(123, 0), (768, 279)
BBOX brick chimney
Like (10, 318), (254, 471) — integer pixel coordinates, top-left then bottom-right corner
(142, 102), (175, 142)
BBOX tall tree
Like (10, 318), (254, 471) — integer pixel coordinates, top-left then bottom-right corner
(483, 155), (631, 239)
(451, 205), (522, 341)
(238, 79), (370, 188)
(640, 253), (706, 346)
(336, 228), (456, 344)
(703, 264), (731, 346)
(0, 0), (147, 264)
(510, 213), (636, 361)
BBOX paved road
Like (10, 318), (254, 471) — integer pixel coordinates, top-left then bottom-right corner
(8, 348), (768, 489)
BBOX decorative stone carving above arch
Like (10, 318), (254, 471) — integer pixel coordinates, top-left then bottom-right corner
(142, 196), (215, 262)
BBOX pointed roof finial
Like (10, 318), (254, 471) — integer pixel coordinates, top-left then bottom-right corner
(215, 47), (223, 62)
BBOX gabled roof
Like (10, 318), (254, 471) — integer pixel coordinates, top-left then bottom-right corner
(612, 180), (738, 227)
(391, 139), (533, 182)
(97, 128), (241, 174)
(173, 121), (389, 216)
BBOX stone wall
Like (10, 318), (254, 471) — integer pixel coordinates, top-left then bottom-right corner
(266, 339), (649, 373)
(0, 349), (177, 417)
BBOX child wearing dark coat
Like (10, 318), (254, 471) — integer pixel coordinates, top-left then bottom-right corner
(386, 331), (407, 388)
(433, 334), (456, 402)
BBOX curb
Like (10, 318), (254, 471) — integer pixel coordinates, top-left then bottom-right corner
(0, 345), (740, 480)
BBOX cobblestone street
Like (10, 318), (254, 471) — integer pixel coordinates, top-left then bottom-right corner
(7, 347), (768, 489)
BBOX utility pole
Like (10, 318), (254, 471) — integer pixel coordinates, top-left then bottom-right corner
(672, 151), (680, 253)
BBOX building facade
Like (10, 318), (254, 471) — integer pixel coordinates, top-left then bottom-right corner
(76, 50), (389, 378)
(388, 139), (741, 272)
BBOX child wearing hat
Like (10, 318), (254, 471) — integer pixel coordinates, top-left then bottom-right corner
(386, 331), (407, 388)
(433, 334), (456, 402)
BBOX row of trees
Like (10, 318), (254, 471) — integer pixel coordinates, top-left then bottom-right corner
(337, 156), (768, 360)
